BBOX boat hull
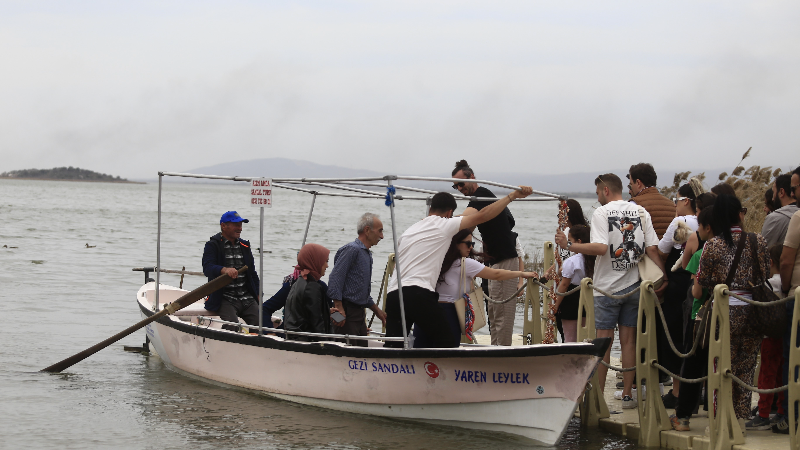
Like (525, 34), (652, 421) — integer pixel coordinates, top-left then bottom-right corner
(138, 285), (608, 446)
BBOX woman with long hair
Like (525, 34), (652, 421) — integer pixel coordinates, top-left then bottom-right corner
(656, 183), (700, 408)
(553, 224), (594, 342)
(691, 195), (768, 427)
(413, 229), (538, 348)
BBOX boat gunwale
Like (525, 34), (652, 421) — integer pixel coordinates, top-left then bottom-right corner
(139, 297), (611, 360)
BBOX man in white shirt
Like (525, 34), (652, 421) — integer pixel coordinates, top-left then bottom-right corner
(385, 187), (534, 348)
(555, 173), (664, 409)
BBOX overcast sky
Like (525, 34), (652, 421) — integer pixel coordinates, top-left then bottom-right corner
(1, 1), (798, 179)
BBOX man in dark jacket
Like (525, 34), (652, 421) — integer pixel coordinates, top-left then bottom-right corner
(202, 211), (261, 332)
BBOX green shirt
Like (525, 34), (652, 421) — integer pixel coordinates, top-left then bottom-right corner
(686, 249), (708, 319)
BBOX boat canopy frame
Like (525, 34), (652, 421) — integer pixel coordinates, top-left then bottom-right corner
(154, 171), (565, 349)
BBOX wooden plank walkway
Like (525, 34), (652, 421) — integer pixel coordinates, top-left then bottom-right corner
(472, 336), (791, 449)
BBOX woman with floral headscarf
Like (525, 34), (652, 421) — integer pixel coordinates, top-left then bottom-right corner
(284, 243), (333, 341)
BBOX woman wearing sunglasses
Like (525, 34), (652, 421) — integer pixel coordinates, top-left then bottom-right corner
(412, 229), (539, 347)
(655, 182), (699, 408)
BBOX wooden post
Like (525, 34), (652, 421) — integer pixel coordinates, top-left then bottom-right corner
(708, 285), (744, 450)
(636, 280), (670, 447)
(380, 254), (396, 334)
(577, 278), (609, 426)
(790, 289), (800, 450)
(522, 277), (542, 345)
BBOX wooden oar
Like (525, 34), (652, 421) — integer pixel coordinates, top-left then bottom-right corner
(41, 266), (247, 373)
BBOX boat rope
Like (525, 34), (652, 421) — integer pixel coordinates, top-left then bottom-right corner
(725, 370), (789, 394)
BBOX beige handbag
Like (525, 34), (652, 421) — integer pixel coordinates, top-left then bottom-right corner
(454, 258), (487, 339)
(637, 207), (664, 289)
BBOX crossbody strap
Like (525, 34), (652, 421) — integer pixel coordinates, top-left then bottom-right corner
(459, 257), (467, 297)
(725, 232), (748, 286)
(747, 233), (764, 287)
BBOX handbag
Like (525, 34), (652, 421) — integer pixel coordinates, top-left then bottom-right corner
(637, 207), (664, 289)
(694, 231), (747, 348)
(747, 233), (786, 338)
(454, 258), (487, 343)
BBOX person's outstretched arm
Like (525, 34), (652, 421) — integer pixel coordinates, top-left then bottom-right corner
(459, 186), (533, 230)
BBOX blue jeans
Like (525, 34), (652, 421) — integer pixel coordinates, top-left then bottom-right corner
(594, 282), (641, 330)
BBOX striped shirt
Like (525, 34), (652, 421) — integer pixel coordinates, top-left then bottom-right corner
(221, 240), (255, 305)
(327, 239), (374, 307)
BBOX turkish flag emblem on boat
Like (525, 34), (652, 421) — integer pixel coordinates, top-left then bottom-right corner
(424, 362), (440, 378)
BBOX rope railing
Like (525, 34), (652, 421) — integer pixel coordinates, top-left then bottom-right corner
(724, 289), (795, 306)
(725, 370), (789, 394)
(648, 285), (706, 359)
(600, 360), (636, 372)
(478, 283), (527, 304)
(651, 362), (708, 384)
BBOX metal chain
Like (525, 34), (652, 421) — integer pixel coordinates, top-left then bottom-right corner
(723, 289), (794, 306)
(651, 362), (708, 384)
(725, 370), (789, 394)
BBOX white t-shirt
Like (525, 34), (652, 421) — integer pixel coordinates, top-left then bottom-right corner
(387, 215), (464, 293)
(561, 253), (586, 285)
(768, 274), (782, 296)
(657, 215), (699, 253)
(515, 237), (525, 259)
(590, 200), (659, 297)
(435, 258), (486, 303)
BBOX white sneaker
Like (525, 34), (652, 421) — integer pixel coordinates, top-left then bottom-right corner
(614, 390), (623, 400)
(622, 395), (637, 409)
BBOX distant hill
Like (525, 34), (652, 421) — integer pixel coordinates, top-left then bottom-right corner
(181, 158), (725, 197)
(0, 166), (137, 183)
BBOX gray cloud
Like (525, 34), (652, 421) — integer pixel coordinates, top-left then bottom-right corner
(0, 1), (798, 178)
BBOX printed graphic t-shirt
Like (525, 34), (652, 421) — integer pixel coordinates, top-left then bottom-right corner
(590, 200), (659, 297)
(387, 215), (464, 293)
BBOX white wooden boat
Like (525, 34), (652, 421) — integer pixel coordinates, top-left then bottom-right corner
(138, 283), (608, 446)
(137, 171), (609, 446)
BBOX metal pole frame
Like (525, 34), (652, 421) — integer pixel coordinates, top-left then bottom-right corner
(155, 173), (163, 311)
(259, 206), (264, 336)
(387, 179), (410, 349)
(301, 192), (317, 247)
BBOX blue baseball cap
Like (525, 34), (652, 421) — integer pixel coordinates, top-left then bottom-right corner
(220, 211), (249, 224)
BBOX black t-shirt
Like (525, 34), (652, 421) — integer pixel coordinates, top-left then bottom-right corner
(467, 186), (518, 264)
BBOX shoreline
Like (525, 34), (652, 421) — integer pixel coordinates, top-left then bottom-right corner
(0, 177), (146, 185)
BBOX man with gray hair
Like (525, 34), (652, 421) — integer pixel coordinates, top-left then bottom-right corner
(327, 212), (387, 345)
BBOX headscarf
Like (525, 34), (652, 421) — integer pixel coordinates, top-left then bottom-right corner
(296, 243), (330, 281)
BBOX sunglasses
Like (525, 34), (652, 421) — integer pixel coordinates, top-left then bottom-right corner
(460, 241), (475, 248)
(672, 196), (688, 204)
(452, 182), (466, 190)
(741, 207), (748, 215)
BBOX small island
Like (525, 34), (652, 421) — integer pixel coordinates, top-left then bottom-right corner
(0, 167), (143, 183)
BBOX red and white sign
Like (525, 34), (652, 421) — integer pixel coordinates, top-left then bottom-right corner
(250, 178), (272, 207)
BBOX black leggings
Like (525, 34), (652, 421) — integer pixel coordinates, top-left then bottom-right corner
(384, 287), (457, 348)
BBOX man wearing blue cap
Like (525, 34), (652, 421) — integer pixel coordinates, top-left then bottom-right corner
(202, 211), (261, 332)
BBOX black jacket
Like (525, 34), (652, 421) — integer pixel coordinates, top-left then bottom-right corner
(201, 232), (260, 312)
(283, 276), (331, 341)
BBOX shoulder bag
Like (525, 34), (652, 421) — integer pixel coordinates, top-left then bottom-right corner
(747, 233), (786, 338)
(454, 258), (487, 343)
(694, 232), (747, 348)
(637, 207), (664, 289)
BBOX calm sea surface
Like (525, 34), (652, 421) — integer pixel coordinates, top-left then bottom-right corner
(0, 179), (631, 449)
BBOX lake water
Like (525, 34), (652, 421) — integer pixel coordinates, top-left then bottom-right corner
(0, 178), (631, 449)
